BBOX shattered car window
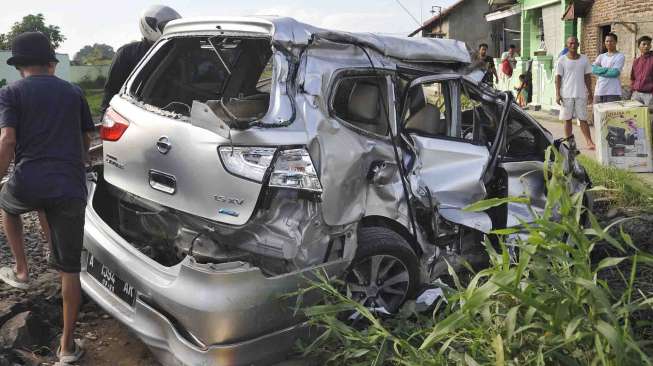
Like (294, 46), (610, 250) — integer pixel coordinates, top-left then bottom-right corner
(404, 81), (454, 138)
(331, 75), (389, 136)
(504, 110), (548, 160)
(129, 37), (272, 116)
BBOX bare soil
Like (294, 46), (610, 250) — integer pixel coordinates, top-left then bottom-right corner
(0, 212), (158, 366)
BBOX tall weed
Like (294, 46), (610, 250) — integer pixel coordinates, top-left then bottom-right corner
(300, 146), (653, 365)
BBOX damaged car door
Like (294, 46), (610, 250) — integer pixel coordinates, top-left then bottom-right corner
(401, 74), (508, 233)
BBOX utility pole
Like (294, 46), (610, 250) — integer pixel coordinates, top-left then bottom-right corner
(430, 5), (443, 38)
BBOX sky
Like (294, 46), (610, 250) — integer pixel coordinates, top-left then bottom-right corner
(0, 0), (457, 57)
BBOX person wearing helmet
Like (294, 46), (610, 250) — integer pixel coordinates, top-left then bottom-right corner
(101, 5), (181, 112)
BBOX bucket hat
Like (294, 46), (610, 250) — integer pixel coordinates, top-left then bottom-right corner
(6, 32), (59, 66)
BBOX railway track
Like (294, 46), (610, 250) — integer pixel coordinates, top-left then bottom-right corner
(89, 141), (103, 164)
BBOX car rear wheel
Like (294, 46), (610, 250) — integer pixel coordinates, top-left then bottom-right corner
(344, 226), (420, 314)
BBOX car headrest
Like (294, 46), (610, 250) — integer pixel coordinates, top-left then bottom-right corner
(347, 82), (380, 122)
(405, 103), (445, 136)
(408, 87), (426, 113)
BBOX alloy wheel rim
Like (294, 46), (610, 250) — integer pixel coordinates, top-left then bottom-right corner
(345, 254), (410, 313)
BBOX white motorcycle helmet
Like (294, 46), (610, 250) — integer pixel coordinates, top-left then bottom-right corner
(139, 5), (181, 43)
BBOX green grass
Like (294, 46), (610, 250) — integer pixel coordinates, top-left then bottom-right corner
(578, 155), (653, 211)
(83, 89), (104, 119)
(299, 147), (653, 365)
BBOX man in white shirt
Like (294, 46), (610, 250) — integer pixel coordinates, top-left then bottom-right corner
(592, 32), (625, 103)
(555, 36), (595, 150)
(501, 44), (518, 69)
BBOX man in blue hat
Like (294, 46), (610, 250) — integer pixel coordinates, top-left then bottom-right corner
(0, 32), (94, 363)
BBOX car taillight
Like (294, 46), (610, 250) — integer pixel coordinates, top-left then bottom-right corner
(218, 146), (277, 183)
(269, 148), (322, 193)
(100, 108), (130, 141)
(218, 146), (322, 192)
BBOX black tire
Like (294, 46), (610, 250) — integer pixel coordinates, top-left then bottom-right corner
(344, 226), (420, 313)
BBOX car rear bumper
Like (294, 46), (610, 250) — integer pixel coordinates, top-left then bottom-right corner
(81, 267), (311, 366)
(81, 181), (346, 366)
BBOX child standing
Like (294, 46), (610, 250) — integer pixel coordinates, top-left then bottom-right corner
(515, 74), (529, 108)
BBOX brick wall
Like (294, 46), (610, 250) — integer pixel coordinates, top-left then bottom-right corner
(581, 0), (653, 90)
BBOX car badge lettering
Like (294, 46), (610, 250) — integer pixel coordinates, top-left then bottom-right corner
(214, 195), (245, 205)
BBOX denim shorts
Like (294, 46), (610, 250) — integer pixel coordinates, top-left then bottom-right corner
(0, 185), (86, 273)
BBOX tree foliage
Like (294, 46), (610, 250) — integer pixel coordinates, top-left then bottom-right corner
(73, 43), (115, 65)
(0, 14), (66, 50)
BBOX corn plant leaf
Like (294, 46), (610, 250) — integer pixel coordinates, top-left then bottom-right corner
(594, 257), (627, 273)
(464, 353), (482, 366)
(595, 320), (624, 354)
(463, 197), (529, 212)
(565, 315), (584, 341)
(491, 228), (522, 235)
(350, 349), (370, 358)
(419, 312), (467, 350)
(492, 334), (505, 366)
(505, 306), (519, 342)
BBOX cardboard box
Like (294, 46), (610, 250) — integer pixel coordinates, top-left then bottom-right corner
(593, 101), (652, 172)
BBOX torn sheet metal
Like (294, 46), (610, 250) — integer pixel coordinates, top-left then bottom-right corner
(501, 161), (547, 227)
(313, 31), (471, 64)
(438, 207), (493, 234)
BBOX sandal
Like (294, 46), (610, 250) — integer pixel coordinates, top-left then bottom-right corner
(0, 267), (29, 290)
(57, 338), (85, 364)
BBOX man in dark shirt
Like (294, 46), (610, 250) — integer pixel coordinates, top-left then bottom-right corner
(100, 39), (151, 111)
(0, 32), (94, 363)
(477, 43), (498, 87)
(631, 35), (653, 111)
(101, 5), (181, 112)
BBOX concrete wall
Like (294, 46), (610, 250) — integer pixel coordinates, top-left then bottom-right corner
(70, 65), (110, 84)
(542, 3), (562, 56)
(422, 0), (521, 57)
(0, 51), (70, 84)
(446, 0), (494, 52)
(424, 0), (498, 55)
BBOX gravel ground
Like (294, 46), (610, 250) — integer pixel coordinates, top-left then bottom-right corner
(0, 211), (157, 365)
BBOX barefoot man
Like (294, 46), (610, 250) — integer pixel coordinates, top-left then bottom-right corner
(555, 36), (596, 149)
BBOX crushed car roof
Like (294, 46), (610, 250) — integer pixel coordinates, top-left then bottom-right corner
(163, 16), (471, 64)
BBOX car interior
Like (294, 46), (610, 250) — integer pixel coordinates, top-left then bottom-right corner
(129, 36), (272, 119)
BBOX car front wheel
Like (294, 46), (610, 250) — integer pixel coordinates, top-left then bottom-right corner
(344, 226), (420, 314)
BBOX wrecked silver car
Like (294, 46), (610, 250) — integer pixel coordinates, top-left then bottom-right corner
(82, 17), (589, 366)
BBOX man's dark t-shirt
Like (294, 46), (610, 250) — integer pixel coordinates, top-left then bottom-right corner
(101, 39), (152, 112)
(481, 55), (496, 85)
(0, 75), (95, 202)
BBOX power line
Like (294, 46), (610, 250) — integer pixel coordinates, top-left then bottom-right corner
(394, 0), (422, 26)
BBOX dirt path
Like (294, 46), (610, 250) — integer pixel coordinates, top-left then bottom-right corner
(0, 212), (158, 366)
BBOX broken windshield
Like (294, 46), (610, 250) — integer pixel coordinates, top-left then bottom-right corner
(129, 36), (272, 117)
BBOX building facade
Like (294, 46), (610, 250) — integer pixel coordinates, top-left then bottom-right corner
(494, 0), (653, 113)
(410, 0), (520, 60)
(491, 0), (578, 111)
(581, 0), (653, 94)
